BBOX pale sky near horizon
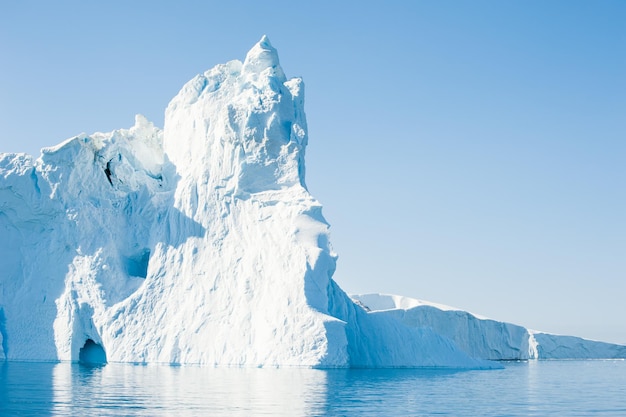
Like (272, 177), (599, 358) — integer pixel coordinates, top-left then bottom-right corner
(1, 1), (625, 344)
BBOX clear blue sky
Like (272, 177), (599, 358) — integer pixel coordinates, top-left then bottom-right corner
(1, 1), (625, 344)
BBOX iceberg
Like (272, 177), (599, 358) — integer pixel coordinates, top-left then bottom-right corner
(351, 294), (626, 360)
(0, 37), (624, 367)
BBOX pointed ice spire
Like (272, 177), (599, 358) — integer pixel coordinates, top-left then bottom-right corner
(241, 35), (286, 80)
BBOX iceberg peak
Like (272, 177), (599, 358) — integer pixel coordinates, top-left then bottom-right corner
(164, 36), (306, 192)
(241, 35), (285, 80)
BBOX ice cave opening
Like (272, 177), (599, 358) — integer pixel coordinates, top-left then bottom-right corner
(79, 339), (107, 365)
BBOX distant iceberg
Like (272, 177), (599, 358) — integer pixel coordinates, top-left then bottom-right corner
(0, 37), (624, 367)
(351, 294), (626, 360)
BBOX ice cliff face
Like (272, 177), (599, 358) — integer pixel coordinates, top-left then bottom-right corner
(0, 37), (624, 367)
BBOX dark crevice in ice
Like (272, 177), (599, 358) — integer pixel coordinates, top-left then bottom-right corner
(104, 159), (113, 186)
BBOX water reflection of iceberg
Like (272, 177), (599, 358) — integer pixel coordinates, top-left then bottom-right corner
(52, 363), (328, 416)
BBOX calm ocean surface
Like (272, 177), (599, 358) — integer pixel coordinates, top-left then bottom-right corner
(1, 360), (625, 416)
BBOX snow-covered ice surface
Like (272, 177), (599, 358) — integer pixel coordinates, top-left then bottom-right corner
(1, 37), (624, 367)
(352, 294), (626, 360)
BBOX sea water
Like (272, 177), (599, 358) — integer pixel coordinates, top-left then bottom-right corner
(1, 360), (625, 416)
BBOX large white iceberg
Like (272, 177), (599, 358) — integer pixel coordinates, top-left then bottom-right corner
(0, 37), (624, 367)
